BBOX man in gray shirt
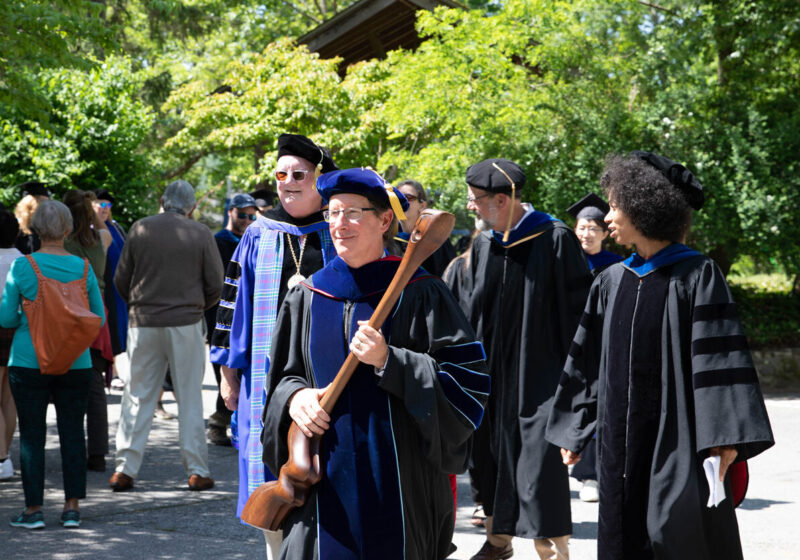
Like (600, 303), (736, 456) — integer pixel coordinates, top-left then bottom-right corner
(110, 180), (223, 492)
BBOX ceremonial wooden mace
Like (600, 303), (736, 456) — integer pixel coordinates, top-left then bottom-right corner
(240, 209), (455, 531)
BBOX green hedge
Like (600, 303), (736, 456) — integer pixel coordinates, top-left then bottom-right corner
(730, 285), (800, 349)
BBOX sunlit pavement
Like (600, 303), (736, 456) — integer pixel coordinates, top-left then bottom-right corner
(1, 352), (796, 559)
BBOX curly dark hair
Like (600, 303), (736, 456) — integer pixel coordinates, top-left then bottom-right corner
(600, 153), (692, 243)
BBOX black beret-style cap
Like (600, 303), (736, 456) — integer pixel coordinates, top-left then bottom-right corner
(465, 158), (526, 194)
(16, 181), (51, 198)
(249, 189), (277, 207)
(566, 193), (609, 222)
(631, 150), (705, 210)
(277, 134), (338, 174)
(93, 188), (114, 204)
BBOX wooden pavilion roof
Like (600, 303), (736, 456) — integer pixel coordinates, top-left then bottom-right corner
(299, 0), (464, 71)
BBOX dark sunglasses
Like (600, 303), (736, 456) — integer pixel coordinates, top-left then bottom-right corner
(275, 169), (311, 182)
(236, 212), (257, 221)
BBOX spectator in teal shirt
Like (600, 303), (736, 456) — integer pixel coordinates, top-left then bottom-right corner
(0, 199), (105, 530)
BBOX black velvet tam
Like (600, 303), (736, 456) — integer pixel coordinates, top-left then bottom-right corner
(566, 192), (610, 222)
(16, 181), (51, 198)
(631, 150), (704, 210)
(465, 158), (526, 194)
(277, 134), (337, 173)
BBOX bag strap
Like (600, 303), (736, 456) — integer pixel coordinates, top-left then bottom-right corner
(26, 254), (91, 286)
(25, 255), (44, 281)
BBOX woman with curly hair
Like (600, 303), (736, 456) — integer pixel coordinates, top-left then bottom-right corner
(63, 190), (112, 472)
(546, 151), (773, 560)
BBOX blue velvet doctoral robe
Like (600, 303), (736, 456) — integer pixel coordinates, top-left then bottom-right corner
(262, 256), (489, 560)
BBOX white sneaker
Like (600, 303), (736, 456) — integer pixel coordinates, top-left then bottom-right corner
(110, 377), (125, 391)
(579, 479), (599, 502)
(0, 458), (13, 480)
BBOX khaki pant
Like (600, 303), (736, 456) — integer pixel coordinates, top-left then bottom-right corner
(485, 516), (570, 560)
(114, 321), (210, 478)
(263, 529), (282, 559)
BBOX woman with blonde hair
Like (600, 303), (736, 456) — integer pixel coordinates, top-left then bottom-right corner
(13, 182), (51, 255)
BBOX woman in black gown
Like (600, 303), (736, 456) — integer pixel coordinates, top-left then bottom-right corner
(546, 151), (773, 560)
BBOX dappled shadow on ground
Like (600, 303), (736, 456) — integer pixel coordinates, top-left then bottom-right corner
(0, 408), (262, 559)
(738, 498), (791, 511)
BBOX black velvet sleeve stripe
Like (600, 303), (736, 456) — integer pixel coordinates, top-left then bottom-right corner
(693, 367), (758, 389)
(579, 311), (592, 329)
(210, 260), (242, 349)
(692, 335), (750, 355)
(568, 340), (583, 360)
(693, 302), (739, 322)
(430, 341), (486, 366)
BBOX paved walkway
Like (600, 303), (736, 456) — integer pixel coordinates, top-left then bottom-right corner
(1, 355), (797, 559)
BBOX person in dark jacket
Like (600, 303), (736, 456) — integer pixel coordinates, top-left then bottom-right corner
(204, 193), (258, 446)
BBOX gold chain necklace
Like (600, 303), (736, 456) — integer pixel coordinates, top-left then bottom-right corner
(285, 233), (307, 289)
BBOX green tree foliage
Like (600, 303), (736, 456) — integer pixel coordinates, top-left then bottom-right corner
(0, 58), (155, 225)
(160, 1), (800, 277)
(0, 0), (116, 121)
(7, 0), (793, 277)
(363, 0), (800, 274)
(159, 39), (354, 186)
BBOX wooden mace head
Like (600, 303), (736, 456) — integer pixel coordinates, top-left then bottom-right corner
(406, 209), (455, 256)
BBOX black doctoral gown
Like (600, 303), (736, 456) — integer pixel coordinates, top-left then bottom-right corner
(446, 209), (592, 539)
(262, 255), (489, 560)
(395, 229), (457, 277)
(546, 244), (774, 560)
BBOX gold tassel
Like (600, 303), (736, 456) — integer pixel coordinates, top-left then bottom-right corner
(491, 162), (516, 243)
(365, 167), (407, 221)
(312, 148), (324, 191)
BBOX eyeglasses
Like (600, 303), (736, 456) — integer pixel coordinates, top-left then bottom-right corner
(275, 169), (311, 182)
(236, 212), (257, 221)
(466, 193), (491, 203)
(97, 202), (112, 209)
(323, 207), (378, 223)
(403, 194), (425, 203)
(576, 226), (603, 234)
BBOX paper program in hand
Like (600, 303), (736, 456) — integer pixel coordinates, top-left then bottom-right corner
(703, 455), (727, 508)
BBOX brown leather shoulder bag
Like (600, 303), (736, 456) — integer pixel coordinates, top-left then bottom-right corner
(22, 255), (102, 375)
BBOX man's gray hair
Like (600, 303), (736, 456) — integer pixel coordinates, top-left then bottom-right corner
(162, 180), (196, 214)
(32, 199), (73, 241)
